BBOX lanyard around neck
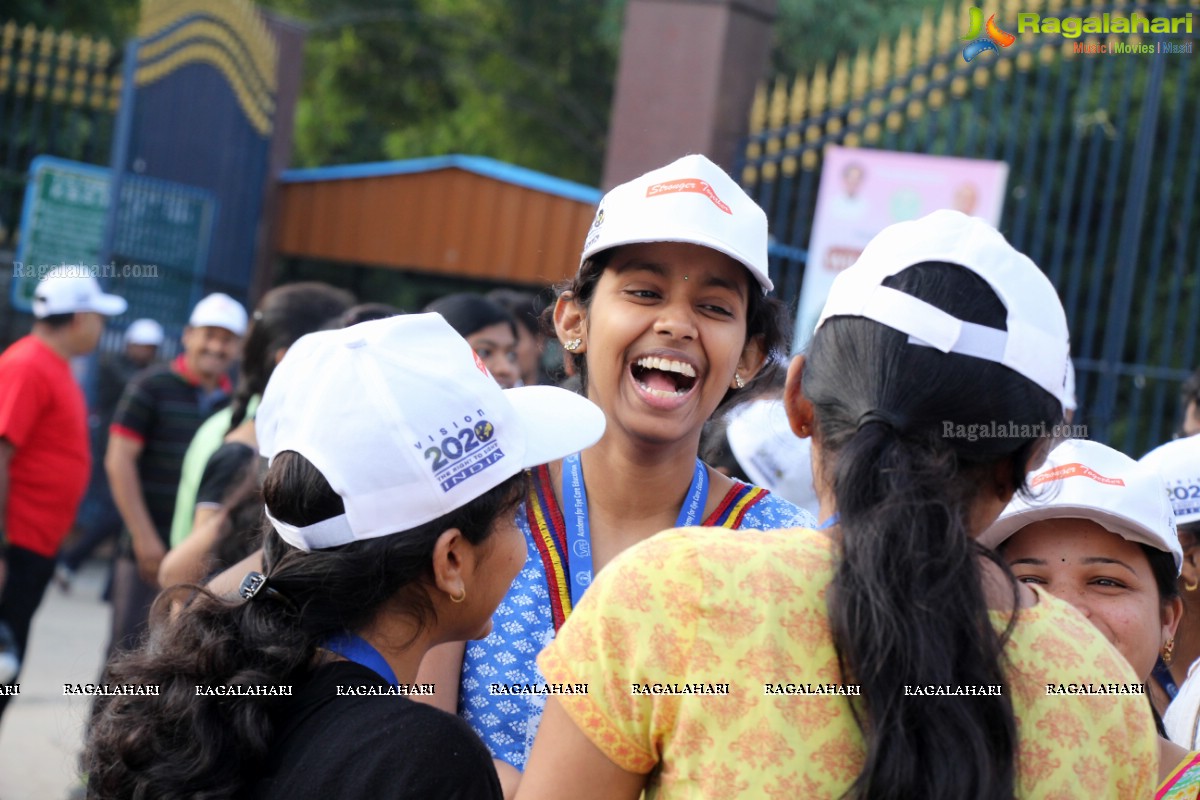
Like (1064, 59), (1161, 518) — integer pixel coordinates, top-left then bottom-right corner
(323, 632), (399, 687)
(561, 452), (708, 608)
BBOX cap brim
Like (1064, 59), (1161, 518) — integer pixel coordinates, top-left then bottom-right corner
(503, 385), (605, 467)
(189, 318), (246, 336)
(93, 294), (128, 316)
(981, 504), (1182, 570)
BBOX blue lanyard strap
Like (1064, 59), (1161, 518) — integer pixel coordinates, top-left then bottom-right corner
(562, 453), (708, 608)
(1152, 657), (1179, 700)
(323, 632), (399, 687)
(816, 512), (840, 530)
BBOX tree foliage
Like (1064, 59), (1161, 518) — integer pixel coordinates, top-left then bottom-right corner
(772, 0), (940, 78)
(260, 0), (623, 184)
(4, 0), (948, 185)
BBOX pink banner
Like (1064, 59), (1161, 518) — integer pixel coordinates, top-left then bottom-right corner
(792, 146), (1009, 351)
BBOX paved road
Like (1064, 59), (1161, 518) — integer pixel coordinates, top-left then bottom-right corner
(0, 562), (109, 800)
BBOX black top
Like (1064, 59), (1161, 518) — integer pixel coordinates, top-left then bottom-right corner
(111, 362), (230, 548)
(196, 442), (257, 506)
(95, 353), (151, 431)
(248, 661), (502, 800)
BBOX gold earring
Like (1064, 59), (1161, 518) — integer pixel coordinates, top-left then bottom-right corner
(1164, 638), (1176, 665)
(733, 374), (745, 389)
(564, 338), (582, 352)
(450, 589), (466, 604)
(1186, 579), (1199, 593)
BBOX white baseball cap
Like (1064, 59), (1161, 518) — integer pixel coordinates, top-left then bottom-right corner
(124, 318), (164, 346)
(1063, 361), (1077, 413)
(581, 154), (773, 293)
(189, 293), (248, 336)
(725, 398), (819, 514)
(981, 439), (1181, 571)
(815, 210), (1071, 408)
(32, 267), (127, 318)
(1140, 437), (1200, 526)
(256, 313), (607, 551)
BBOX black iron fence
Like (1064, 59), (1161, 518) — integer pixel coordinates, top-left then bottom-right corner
(738, 0), (1200, 455)
(0, 21), (122, 249)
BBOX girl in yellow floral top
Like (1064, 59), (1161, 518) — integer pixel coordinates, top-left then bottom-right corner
(515, 210), (1160, 799)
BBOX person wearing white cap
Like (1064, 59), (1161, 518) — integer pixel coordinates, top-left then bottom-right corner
(104, 292), (247, 660)
(0, 266), (126, 718)
(1142, 436), (1200, 751)
(516, 210), (1156, 798)
(416, 154), (812, 789)
(982, 438), (1199, 795)
(162, 282), (355, 590)
(81, 313), (604, 800)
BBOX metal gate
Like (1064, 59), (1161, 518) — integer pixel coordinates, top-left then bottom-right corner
(738, 0), (1200, 455)
(0, 21), (121, 248)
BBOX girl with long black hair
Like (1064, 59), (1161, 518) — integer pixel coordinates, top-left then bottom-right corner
(82, 314), (604, 799)
(516, 210), (1158, 798)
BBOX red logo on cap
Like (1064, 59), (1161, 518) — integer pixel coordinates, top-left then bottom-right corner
(471, 349), (491, 377)
(645, 179), (732, 214)
(1032, 463), (1126, 488)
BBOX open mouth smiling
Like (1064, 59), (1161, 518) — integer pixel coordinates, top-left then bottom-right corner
(631, 356), (698, 398)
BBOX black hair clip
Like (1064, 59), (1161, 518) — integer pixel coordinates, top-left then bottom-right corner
(238, 571), (298, 612)
(239, 571), (268, 601)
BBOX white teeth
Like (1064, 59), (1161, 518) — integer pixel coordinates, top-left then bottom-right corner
(635, 356), (696, 377)
(636, 381), (689, 398)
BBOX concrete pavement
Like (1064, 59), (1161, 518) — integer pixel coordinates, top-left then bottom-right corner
(0, 561), (109, 800)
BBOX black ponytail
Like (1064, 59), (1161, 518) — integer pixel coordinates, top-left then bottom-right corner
(803, 263), (1061, 800)
(82, 452), (525, 799)
(228, 283), (355, 431)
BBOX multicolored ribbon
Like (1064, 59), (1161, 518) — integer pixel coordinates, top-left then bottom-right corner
(526, 462), (769, 631)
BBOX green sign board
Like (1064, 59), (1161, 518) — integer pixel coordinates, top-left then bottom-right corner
(12, 156), (215, 313)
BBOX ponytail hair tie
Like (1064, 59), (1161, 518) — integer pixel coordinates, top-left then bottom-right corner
(239, 571), (297, 611)
(856, 410), (904, 432)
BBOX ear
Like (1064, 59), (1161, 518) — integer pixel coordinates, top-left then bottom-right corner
(1024, 437), (1052, 474)
(429, 527), (476, 602)
(992, 437), (1053, 504)
(1163, 596), (1184, 643)
(734, 335), (767, 386)
(783, 355), (815, 439)
(553, 292), (587, 352)
(1181, 542), (1200, 598)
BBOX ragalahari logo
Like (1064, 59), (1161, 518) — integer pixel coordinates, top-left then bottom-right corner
(962, 7), (1016, 63)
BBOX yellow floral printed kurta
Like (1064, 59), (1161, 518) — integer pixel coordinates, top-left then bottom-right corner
(538, 527), (1158, 799)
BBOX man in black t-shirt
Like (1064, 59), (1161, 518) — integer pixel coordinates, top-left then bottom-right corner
(105, 296), (245, 657)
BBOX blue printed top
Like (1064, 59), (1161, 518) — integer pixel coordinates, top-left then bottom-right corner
(458, 463), (815, 769)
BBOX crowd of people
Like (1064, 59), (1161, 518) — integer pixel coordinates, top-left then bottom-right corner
(2, 153), (1200, 797)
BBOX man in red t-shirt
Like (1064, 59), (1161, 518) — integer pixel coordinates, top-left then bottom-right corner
(0, 266), (126, 720)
